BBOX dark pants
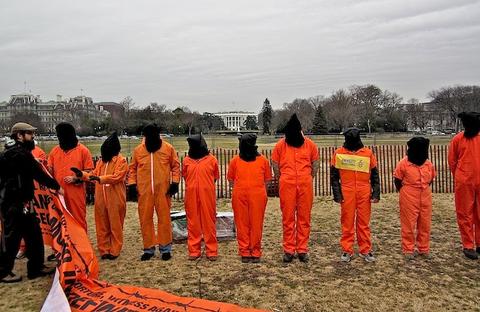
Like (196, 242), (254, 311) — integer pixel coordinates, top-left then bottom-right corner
(0, 202), (45, 279)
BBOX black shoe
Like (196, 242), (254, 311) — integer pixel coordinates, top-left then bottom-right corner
(250, 257), (260, 263)
(47, 254), (56, 262)
(283, 253), (294, 263)
(101, 254), (110, 260)
(298, 253), (309, 263)
(140, 253), (154, 261)
(463, 248), (478, 260)
(0, 272), (22, 283)
(28, 266), (55, 280)
(161, 252), (172, 261)
(107, 254), (118, 260)
(476, 247), (480, 255)
(241, 257), (251, 263)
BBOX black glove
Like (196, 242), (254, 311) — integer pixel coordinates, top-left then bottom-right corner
(166, 183), (179, 197)
(394, 178), (403, 192)
(89, 175), (100, 182)
(128, 184), (137, 201)
(330, 166), (343, 203)
(70, 167), (83, 178)
(370, 167), (381, 201)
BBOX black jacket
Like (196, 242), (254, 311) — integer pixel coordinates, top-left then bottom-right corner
(0, 143), (59, 205)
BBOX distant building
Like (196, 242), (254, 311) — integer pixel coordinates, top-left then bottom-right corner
(397, 101), (455, 132)
(94, 102), (125, 120)
(214, 111), (256, 131)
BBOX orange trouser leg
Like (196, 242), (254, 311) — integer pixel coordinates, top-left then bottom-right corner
(185, 189), (203, 257)
(199, 188), (217, 257)
(356, 188), (372, 254)
(154, 190), (173, 249)
(454, 183), (476, 249)
(279, 180), (297, 254)
(473, 186), (480, 247)
(296, 179), (313, 254)
(19, 240), (26, 252)
(340, 187), (356, 254)
(249, 188), (267, 258)
(65, 187), (87, 231)
(95, 203), (111, 256)
(138, 192), (155, 249)
(416, 188), (432, 253)
(400, 187), (421, 254)
(232, 189), (251, 257)
(107, 199), (126, 256)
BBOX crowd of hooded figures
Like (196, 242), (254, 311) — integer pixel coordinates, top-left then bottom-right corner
(1, 111), (479, 283)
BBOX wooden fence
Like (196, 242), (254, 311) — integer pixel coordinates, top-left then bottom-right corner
(86, 145), (453, 202)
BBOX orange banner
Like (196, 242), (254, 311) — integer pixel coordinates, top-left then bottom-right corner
(32, 181), (56, 246)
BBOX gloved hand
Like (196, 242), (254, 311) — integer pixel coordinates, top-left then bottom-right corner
(70, 167), (83, 178)
(89, 175), (100, 182)
(127, 184), (137, 201)
(166, 182), (179, 197)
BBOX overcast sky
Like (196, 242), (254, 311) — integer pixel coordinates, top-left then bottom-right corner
(1, 0), (479, 113)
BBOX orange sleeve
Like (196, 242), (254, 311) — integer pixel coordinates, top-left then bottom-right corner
(430, 162), (436, 182)
(82, 147), (94, 171)
(82, 161), (101, 181)
(213, 157), (220, 181)
(271, 142), (281, 163)
(448, 136), (458, 175)
(170, 147), (181, 183)
(99, 158), (128, 185)
(181, 158), (189, 179)
(227, 157), (236, 182)
(127, 150), (138, 185)
(393, 159), (404, 180)
(47, 148), (55, 174)
(370, 151), (378, 169)
(310, 141), (320, 161)
(264, 157), (272, 181)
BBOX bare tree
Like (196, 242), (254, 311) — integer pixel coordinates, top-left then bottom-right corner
(323, 89), (355, 132)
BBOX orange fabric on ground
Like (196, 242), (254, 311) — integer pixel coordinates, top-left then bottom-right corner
(48, 144), (94, 231)
(394, 157), (436, 254)
(228, 155), (272, 257)
(128, 141), (180, 249)
(182, 154), (219, 257)
(332, 146), (377, 254)
(271, 138), (319, 254)
(448, 132), (480, 249)
(83, 155), (128, 257)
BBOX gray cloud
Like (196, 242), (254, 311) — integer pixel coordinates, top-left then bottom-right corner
(1, 0), (479, 113)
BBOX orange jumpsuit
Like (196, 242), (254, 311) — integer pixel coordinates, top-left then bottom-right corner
(47, 143), (93, 231)
(128, 141), (180, 250)
(272, 138), (319, 254)
(394, 157), (436, 254)
(228, 155), (272, 258)
(83, 155), (128, 257)
(332, 147), (377, 255)
(182, 154), (219, 257)
(448, 132), (480, 249)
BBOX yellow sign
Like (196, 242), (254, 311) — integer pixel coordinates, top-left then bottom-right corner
(335, 154), (370, 173)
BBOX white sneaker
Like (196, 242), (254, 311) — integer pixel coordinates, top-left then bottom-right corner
(340, 252), (352, 262)
(360, 252), (376, 262)
(16, 250), (26, 260)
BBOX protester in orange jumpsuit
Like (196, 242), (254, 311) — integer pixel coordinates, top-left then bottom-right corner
(72, 133), (128, 260)
(182, 134), (219, 261)
(331, 128), (380, 263)
(448, 112), (480, 260)
(128, 124), (180, 261)
(47, 123), (93, 231)
(394, 137), (435, 260)
(272, 114), (319, 263)
(228, 133), (272, 263)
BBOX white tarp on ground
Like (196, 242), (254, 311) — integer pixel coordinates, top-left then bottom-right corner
(171, 211), (236, 242)
(41, 269), (71, 312)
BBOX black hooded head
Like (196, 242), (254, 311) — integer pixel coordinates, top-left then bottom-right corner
(101, 132), (121, 162)
(187, 134), (209, 160)
(458, 112), (480, 139)
(55, 122), (78, 151)
(239, 133), (260, 162)
(407, 137), (429, 166)
(284, 114), (304, 148)
(142, 124), (162, 153)
(343, 128), (364, 152)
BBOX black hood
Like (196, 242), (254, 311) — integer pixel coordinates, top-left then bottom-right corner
(343, 128), (364, 152)
(458, 112), (480, 139)
(142, 124), (162, 153)
(55, 122), (78, 151)
(239, 133), (259, 162)
(407, 137), (429, 166)
(101, 132), (121, 162)
(284, 114), (304, 147)
(187, 134), (209, 160)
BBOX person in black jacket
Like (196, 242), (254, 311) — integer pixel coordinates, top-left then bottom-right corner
(0, 122), (61, 283)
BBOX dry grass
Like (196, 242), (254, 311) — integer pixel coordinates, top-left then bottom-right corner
(1, 193), (479, 312)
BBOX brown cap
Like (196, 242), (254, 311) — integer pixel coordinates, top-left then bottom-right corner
(11, 122), (37, 134)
